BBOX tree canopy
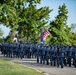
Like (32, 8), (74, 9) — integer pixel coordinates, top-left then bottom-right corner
(0, 1), (76, 45)
(0, 27), (3, 38)
(49, 4), (70, 45)
(0, 0), (52, 42)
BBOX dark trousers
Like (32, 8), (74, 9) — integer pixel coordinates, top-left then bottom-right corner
(60, 57), (64, 68)
(57, 57), (60, 67)
(74, 59), (76, 68)
(68, 57), (71, 67)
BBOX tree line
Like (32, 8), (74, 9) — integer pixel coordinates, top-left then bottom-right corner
(0, 0), (76, 45)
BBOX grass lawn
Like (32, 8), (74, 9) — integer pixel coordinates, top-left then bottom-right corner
(0, 59), (45, 75)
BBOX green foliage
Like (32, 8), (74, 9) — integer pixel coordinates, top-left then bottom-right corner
(71, 24), (76, 34)
(17, 5), (52, 41)
(0, 27), (3, 38)
(49, 4), (70, 45)
(0, 38), (4, 43)
(4, 35), (13, 43)
(69, 24), (76, 45)
(0, 0), (52, 43)
(0, 27), (4, 43)
(70, 33), (76, 46)
(1, 1), (75, 45)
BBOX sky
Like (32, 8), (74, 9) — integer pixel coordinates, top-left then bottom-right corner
(0, 0), (76, 37)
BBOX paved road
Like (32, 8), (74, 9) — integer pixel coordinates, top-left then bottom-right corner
(0, 54), (76, 75)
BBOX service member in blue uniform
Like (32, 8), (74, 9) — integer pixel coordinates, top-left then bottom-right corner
(67, 46), (73, 67)
(73, 47), (76, 68)
(59, 46), (65, 68)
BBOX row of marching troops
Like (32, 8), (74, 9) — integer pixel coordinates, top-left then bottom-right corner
(0, 42), (37, 59)
(0, 42), (76, 68)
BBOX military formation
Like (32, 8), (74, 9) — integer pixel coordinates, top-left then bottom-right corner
(0, 42), (76, 68)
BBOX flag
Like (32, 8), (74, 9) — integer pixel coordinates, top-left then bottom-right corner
(42, 30), (50, 40)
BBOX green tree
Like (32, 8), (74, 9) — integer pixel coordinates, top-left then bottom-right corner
(17, 6), (52, 42)
(70, 33), (76, 46)
(70, 24), (76, 34)
(0, 27), (3, 42)
(49, 4), (70, 45)
(69, 24), (76, 45)
(0, 0), (52, 43)
(0, 27), (3, 38)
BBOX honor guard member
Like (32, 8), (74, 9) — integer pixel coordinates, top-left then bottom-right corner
(45, 46), (50, 65)
(19, 44), (24, 59)
(42, 46), (46, 64)
(40, 46), (43, 64)
(51, 46), (57, 66)
(50, 46), (54, 66)
(23, 44), (27, 58)
(73, 47), (76, 68)
(29, 45), (33, 58)
(0, 43), (1, 52)
(36, 45), (40, 63)
(8, 43), (12, 58)
(12, 43), (17, 58)
(0, 43), (2, 55)
(59, 46), (65, 68)
(57, 46), (60, 67)
(2, 43), (5, 56)
(4, 43), (8, 57)
(67, 46), (73, 67)
(64, 46), (68, 66)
